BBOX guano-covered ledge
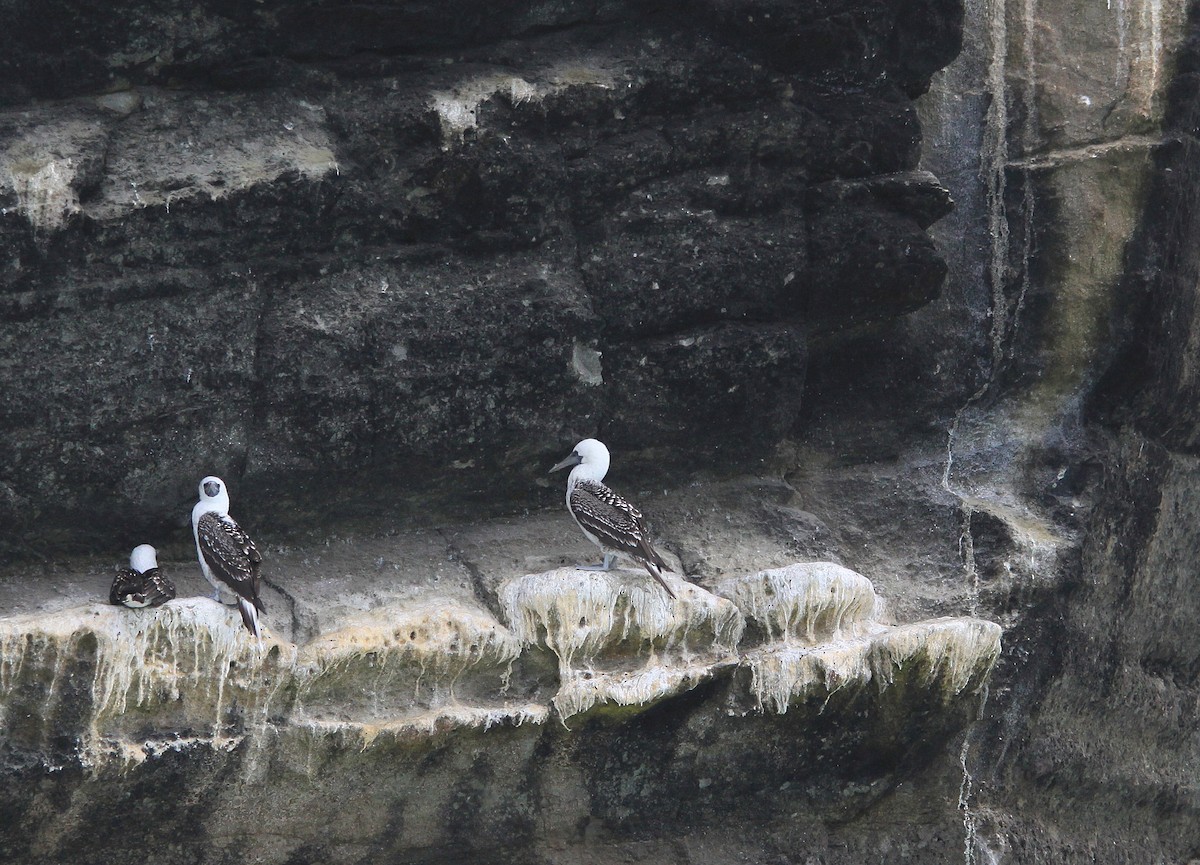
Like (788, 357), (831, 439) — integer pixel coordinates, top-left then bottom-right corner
(0, 554), (1000, 862)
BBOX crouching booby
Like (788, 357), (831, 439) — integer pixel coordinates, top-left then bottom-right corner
(110, 544), (176, 608)
(191, 475), (266, 637)
(550, 438), (677, 599)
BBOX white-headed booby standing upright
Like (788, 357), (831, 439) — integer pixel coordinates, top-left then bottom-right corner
(191, 475), (266, 637)
(110, 544), (176, 608)
(550, 438), (677, 599)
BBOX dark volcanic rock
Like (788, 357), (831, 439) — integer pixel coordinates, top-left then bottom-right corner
(0, 0), (1040, 863)
(2, 0), (1198, 857)
(7, 0), (1200, 859)
(0, 0), (956, 559)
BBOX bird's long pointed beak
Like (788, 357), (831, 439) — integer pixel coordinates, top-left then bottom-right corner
(549, 452), (582, 473)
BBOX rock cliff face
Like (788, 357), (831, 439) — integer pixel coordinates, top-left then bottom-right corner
(0, 0), (953, 557)
(961, 11), (1200, 859)
(1, 0), (1198, 862)
(905, 0), (1200, 859)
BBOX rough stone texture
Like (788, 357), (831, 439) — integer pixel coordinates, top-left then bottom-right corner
(901, 0), (1200, 860)
(3, 0), (1200, 860)
(0, 0), (955, 559)
(0, 507), (1000, 865)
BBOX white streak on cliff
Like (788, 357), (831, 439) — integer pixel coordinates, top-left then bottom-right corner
(744, 618), (1001, 714)
(297, 702), (550, 750)
(870, 618), (1002, 696)
(0, 599), (293, 765)
(431, 64), (616, 146)
(499, 567), (744, 673)
(4, 158), (78, 231)
(745, 639), (874, 714)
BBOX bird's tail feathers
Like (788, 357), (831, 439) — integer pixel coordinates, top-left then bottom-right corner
(640, 558), (677, 600)
(250, 572), (266, 613)
(639, 538), (671, 573)
(237, 597), (263, 638)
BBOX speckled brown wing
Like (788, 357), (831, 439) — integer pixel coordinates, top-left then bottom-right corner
(196, 511), (264, 613)
(570, 479), (674, 598)
(110, 567), (175, 608)
(110, 567), (142, 607)
(142, 568), (176, 606)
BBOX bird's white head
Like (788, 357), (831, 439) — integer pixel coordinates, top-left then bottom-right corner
(129, 544), (158, 573)
(550, 438), (610, 484)
(196, 475), (231, 516)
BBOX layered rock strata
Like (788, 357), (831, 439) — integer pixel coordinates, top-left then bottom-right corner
(0, 555), (998, 864)
(0, 0), (956, 557)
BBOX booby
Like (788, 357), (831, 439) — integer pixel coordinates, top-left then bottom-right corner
(110, 544), (176, 608)
(550, 438), (677, 599)
(191, 475), (266, 637)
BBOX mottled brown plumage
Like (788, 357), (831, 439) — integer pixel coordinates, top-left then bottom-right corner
(110, 566), (175, 608)
(196, 510), (265, 633)
(552, 439), (677, 599)
(569, 479), (674, 597)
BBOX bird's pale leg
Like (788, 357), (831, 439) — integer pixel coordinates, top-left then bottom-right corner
(577, 552), (616, 572)
(211, 586), (223, 602)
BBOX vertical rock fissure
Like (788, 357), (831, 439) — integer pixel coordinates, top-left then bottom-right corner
(942, 0), (1042, 533)
(941, 0), (1011, 496)
(958, 733), (979, 865)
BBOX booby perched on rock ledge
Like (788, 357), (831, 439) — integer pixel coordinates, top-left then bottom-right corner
(110, 544), (175, 608)
(191, 475), (266, 637)
(550, 438), (677, 599)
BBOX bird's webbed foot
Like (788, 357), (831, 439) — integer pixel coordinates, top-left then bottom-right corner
(576, 553), (616, 572)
